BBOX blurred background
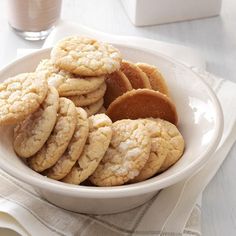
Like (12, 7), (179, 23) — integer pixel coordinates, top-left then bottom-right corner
(0, 0), (236, 81)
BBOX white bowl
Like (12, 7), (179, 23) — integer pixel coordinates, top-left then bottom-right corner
(0, 44), (223, 214)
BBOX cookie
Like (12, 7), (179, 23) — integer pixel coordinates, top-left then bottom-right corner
(57, 76), (105, 97)
(153, 118), (185, 173)
(130, 119), (169, 182)
(137, 63), (169, 97)
(96, 106), (106, 114)
(51, 36), (122, 76)
(90, 119), (151, 186)
(36, 59), (105, 96)
(104, 70), (132, 108)
(62, 114), (112, 185)
(0, 72), (48, 125)
(120, 60), (151, 89)
(67, 83), (106, 107)
(13, 86), (59, 158)
(82, 98), (104, 117)
(106, 89), (178, 125)
(45, 107), (89, 180)
(28, 98), (77, 172)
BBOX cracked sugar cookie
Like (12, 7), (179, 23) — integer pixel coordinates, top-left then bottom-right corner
(36, 59), (105, 96)
(68, 83), (106, 107)
(137, 63), (170, 97)
(90, 119), (151, 186)
(51, 36), (122, 76)
(153, 118), (185, 173)
(62, 114), (112, 185)
(130, 119), (170, 182)
(106, 89), (178, 125)
(0, 72), (48, 125)
(13, 86), (59, 158)
(28, 98), (77, 172)
(82, 98), (104, 117)
(45, 107), (89, 180)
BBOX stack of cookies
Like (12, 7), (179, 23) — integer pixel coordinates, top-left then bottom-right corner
(36, 36), (122, 116)
(0, 35), (185, 187)
(104, 60), (170, 108)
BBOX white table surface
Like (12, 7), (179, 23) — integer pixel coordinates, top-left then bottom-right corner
(0, 0), (236, 235)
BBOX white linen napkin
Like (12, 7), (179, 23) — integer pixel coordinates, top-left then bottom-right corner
(0, 22), (236, 236)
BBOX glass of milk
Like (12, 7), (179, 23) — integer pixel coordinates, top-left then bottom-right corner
(7, 0), (62, 41)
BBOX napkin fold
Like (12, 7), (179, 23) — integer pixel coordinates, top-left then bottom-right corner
(0, 22), (236, 236)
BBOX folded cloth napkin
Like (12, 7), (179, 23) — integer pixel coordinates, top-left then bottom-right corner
(0, 22), (236, 236)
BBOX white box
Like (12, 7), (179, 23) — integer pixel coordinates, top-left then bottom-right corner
(121, 0), (222, 26)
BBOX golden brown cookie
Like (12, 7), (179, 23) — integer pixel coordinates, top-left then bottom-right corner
(137, 63), (170, 96)
(106, 89), (178, 125)
(120, 60), (151, 89)
(90, 119), (151, 186)
(57, 76), (105, 97)
(62, 114), (112, 185)
(51, 36), (122, 76)
(104, 70), (132, 108)
(130, 119), (169, 182)
(82, 98), (104, 117)
(67, 83), (106, 107)
(28, 98), (77, 172)
(96, 106), (106, 114)
(0, 72), (48, 125)
(45, 107), (89, 180)
(13, 86), (59, 158)
(36, 59), (105, 97)
(153, 118), (185, 173)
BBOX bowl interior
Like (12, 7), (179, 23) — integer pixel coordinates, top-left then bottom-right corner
(0, 45), (222, 197)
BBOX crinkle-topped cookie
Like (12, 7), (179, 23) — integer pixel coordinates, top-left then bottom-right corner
(62, 114), (112, 185)
(13, 86), (59, 158)
(0, 72), (48, 125)
(36, 59), (105, 96)
(67, 83), (106, 107)
(28, 98), (77, 172)
(90, 119), (151, 186)
(82, 98), (104, 117)
(130, 119), (169, 182)
(51, 36), (122, 76)
(45, 107), (89, 180)
(152, 118), (185, 173)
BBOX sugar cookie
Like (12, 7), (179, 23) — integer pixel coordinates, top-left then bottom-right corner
(0, 72), (48, 125)
(90, 119), (151, 186)
(82, 98), (104, 117)
(131, 119), (169, 182)
(36, 59), (105, 96)
(51, 36), (122, 76)
(45, 107), (89, 180)
(68, 83), (106, 107)
(28, 98), (77, 172)
(13, 86), (59, 158)
(63, 114), (112, 185)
